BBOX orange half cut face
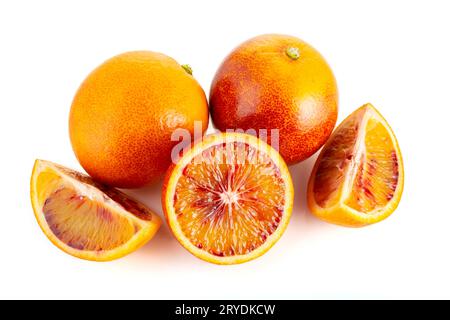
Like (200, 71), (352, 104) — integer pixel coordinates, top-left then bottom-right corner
(162, 133), (294, 264)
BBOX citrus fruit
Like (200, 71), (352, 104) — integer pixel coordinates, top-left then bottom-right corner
(69, 51), (209, 188)
(162, 132), (294, 264)
(307, 104), (404, 227)
(30, 159), (161, 261)
(209, 34), (338, 165)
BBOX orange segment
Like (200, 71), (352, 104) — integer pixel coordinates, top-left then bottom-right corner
(162, 133), (294, 264)
(312, 106), (365, 208)
(307, 104), (404, 227)
(30, 160), (161, 261)
(43, 188), (135, 251)
(344, 117), (400, 213)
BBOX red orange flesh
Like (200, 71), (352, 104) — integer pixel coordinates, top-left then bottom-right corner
(308, 104), (404, 227)
(163, 133), (294, 264)
(30, 160), (161, 261)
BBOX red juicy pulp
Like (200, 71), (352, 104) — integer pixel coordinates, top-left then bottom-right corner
(313, 106), (400, 213)
(172, 142), (286, 257)
(38, 165), (153, 251)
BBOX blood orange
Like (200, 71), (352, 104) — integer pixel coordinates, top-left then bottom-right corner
(209, 34), (338, 164)
(162, 133), (294, 264)
(307, 104), (404, 227)
(69, 51), (209, 188)
(30, 160), (161, 261)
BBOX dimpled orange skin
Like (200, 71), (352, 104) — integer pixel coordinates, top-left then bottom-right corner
(69, 51), (209, 188)
(210, 34), (338, 164)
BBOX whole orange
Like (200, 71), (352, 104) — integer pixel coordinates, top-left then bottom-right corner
(69, 51), (209, 188)
(209, 34), (338, 164)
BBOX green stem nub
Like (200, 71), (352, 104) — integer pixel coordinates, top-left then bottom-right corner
(286, 47), (300, 60)
(182, 64), (193, 75)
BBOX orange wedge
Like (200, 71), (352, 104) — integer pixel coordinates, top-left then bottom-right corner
(162, 133), (294, 264)
(307, 104), (404, 227)
(30, 160), (161, 261)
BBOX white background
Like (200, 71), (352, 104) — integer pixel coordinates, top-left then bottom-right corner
(1, 0), (449, 299)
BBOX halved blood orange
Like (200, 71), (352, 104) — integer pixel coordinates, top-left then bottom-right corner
(162, 133), (294, 264)
(307, 104), (404, 227)
(30, 160), (161, 261)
